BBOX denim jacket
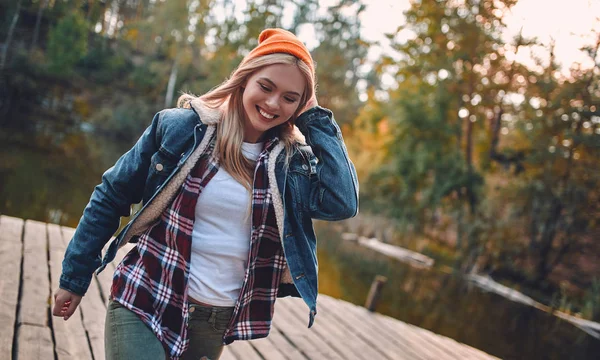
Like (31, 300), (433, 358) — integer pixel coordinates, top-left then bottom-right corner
(60, 101), (359, 326)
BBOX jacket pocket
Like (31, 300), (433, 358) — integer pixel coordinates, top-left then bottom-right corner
(143, 148), (178, 202)
(289, 170), (310, 213)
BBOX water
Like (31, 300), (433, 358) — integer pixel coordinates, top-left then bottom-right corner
(0, 130), (127, 228)
(2, 116), (598, 360)
(315, 224), (600, 359)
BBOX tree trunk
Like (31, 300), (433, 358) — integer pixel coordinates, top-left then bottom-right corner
(165, 55), (179, 108)
(455, 192), (464, 250)
(1, 0), (22, 69)
(465, 116), (476, 214)
(531, 199), (563, 284)
(31, 0), (49, 51)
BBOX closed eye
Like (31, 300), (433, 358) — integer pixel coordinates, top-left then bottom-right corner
(259, 83), (271, 92)
(284, 96), (298, 103)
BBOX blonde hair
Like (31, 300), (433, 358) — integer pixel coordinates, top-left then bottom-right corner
(178, 53), (315, 189)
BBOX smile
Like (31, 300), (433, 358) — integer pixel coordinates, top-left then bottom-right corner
(256, 106), (278, 120)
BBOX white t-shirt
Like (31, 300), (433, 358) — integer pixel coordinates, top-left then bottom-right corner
(187, 142), (263, 306)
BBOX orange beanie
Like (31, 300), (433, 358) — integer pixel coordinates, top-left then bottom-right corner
(243, 28), (315, 77)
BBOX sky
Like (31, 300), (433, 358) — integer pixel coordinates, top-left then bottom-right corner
(502, 0), (600, 71)
(306, 0), (600, 72)
(220, 0), (600, 72)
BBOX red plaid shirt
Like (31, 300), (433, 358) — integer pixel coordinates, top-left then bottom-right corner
(110, 134), (286, 359)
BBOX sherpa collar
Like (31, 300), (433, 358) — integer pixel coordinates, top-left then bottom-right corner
(120, 99), (287, 248)
(189, 98), (222, 125)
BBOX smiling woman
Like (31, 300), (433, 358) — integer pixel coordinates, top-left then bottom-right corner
(52, 28), (359, 360)
(242, 63), (307, 143)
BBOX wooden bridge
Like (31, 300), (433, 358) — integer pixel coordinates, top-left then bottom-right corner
(0, 215), (499, 359)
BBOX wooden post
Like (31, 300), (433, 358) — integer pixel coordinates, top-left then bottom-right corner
(365, 275), (387, 312)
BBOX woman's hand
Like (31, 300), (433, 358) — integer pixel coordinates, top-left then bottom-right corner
(302, 93), (318, 114)
(306, 94), (318, 110)
(52, 288), (83, 321)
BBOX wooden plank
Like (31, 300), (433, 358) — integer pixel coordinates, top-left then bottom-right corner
(376, 313), (497, 360)
(95, 264), (113, 305)
(276, 297), (357, 360)
(372, 311), (451, 360)
(317, 295), (405, 360)
(328, 296), (446, 360)
(246, 337), (289, 360)
(16, 324), (54, 360)
(266, 327), (307, 360)
(61, 225), (106, 360)
(408, 325), (493, 360)
(246, 303), (308, 360)
(371, 308), (492, 360)
(47, 223), (93, 360)
(227, 338), (264, 360)
(406, 325), (467, 360)
(19, 220), (50, 327)
(274, 298), (344, 360)
(402, 322), (484, 360)
(0, 215), (24, 360)
(247, 326), (307, 360)
(3, 216), (502, 360)
(95, 237), (118, 304)
(375, 314), (450, 360)
(322, 295), (445, 360)
(318, 295), (423, 360)
(95, 241), (136, 303)
(300, 297), (382, 360)
(454, 341), (499, 360)
(220, 346), (237, 360)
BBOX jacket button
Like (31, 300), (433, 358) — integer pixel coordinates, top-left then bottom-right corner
(156, 163), (164, 171)
(302, 164), (309, 170)
(189, 306), (195, 313)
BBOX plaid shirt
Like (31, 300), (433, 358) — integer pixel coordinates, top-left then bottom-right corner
(110, 134), (286, 359)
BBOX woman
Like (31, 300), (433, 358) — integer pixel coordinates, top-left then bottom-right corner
(52, 28), (359, 360)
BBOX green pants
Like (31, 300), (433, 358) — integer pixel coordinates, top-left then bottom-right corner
(104, 300), (234, 360)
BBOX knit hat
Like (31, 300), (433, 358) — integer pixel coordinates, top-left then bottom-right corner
(243, 28), (315, 77)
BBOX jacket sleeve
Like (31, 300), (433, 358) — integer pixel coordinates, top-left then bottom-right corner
(295, 106), (359, 221)
(59, 111), (163, 296)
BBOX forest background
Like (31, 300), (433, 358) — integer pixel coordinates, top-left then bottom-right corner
(1, 0), (599, 323)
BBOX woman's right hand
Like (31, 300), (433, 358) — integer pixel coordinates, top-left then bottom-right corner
(52, 288), (83, 321)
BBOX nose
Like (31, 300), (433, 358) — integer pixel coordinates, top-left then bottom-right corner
(265, 95), (279, 110)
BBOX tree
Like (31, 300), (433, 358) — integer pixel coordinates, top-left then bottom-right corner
(47, 11), (88, 74)
(1, 0), (22, 69)
(310, 0), (369, 125)
(495, 34), (600, 284)
(369, 0), (517, 257)
(31, 0), (49, 51)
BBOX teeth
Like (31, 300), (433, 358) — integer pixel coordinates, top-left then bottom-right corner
(259, 107), (275, 119)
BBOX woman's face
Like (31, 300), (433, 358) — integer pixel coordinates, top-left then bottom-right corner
(242, 63), (306, 143)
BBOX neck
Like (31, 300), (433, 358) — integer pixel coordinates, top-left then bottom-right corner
(243, 123), (265, 143)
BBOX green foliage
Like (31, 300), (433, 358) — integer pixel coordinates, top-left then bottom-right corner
(582, 278), (600, 321)
(80, 44), (130, 84)
(89, 95), (155, 141)
(365, 0), (511, 238)
(47, 11), (88, 74)
(311, 0), (369, 125)
(358, 0), (600, 295)
(368, 82), (475, 231)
